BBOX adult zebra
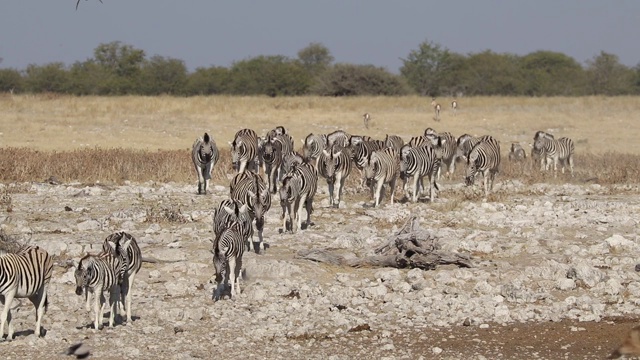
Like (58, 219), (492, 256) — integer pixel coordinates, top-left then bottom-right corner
(384, 134), (405, 152)
(212, 221), (246, 301)
(301, 133), (327, 167)
(229, 129), (259, 174)
(229, 171), (271, 253)
(532, 131), (574, 177)
(279, 162), (318, 233)
(400, 144), (441, 203)
(0, 246), (53, 340)
(318, 145), (352, 208)
(456, 134), (495, 163)
(101, 232), (141, 324)
(261, 136), (284, 194)
(426, 132), (457, 179)
(192, 133), (220, 195)
(352, 140), (385, 191)
(364, 148), (400, 207)
(465, 136), (501, 197)
(74, 252), (122, 329)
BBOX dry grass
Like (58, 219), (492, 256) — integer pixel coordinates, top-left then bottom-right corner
(0, 95), (639, 187)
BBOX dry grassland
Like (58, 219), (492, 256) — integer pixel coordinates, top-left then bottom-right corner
(0, 94), (639, 185)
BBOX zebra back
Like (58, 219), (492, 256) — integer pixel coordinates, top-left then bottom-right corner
(192, 133), (220, 172)
(327, 130), (350, 149)
(0, 246), (53, 297)
(384, 134), (405, 151)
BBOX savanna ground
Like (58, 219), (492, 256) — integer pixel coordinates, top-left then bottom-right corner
(1, 95), (640, 359)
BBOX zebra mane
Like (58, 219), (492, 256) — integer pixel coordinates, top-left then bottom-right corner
(203, 133), (211, 143)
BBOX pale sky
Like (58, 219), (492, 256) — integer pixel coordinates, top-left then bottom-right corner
(1, 1), (639, 72)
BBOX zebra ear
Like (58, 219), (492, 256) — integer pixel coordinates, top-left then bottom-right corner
(247, 190), (256, 198)
(238, 203), (248, 214)
(223, 206), (235, 215)
(322, 149), (330, 157)
(120, 238), (132, 252)
(334, 151), (342, 158)
(107, 241), (117, 251)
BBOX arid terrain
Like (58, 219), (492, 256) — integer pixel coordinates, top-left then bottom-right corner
(0, 95), (640, 359)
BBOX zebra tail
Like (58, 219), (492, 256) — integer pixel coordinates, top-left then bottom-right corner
(44, 296), (49, 313)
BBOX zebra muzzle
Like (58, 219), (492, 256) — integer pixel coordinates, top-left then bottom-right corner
(75, 287), (83, 296)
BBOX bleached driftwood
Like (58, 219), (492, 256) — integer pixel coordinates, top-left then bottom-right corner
(297, 215), (472, 270)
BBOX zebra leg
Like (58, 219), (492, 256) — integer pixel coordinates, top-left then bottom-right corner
(125, 273), (136, 323)
(296, 195), (307, 232)
(235, 256), (243, 297)
(0, 289), (16, 340)
(411, 174), (419, 203)
(374, 180), (384, 207)
(94, 289), (103, 329)
(228, 257), (237, 298)
(327, 179), (338, 207)
(568, 155), (574, 177)
(389, 177), (397, 205)
(336, 173), (344, 208)
(304, 196), (314, 228)
(280, 203), (288, 232)
(108, 285), (118, 327)
(28, 287), (47, 337)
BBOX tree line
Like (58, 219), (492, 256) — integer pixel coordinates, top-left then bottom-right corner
(0, 40), (638, 97)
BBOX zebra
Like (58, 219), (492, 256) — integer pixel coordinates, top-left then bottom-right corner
(212, 221), (246, 301)
(451, 99), (458, 115)
(465, 137), (501, 196)
(279, 162), (318, 233)
(426, 132), (457, 178)
(408, 135), (429, 148)
(533, 131), (575, 177)
(364, 148), (400, 207)
(509, 143), (527, 162)
(384, 134), (405, 152)
(301, 133), (327, 167)
(352, 140), (385, 191)
(400, 144), (441, 203)
(456, 134), (496, 163)
(431, 98), (441, 121)
(362, 113), (371, 129)
(0, 246), (53, 340)
(261, 136), (284, 194)
(74, 252), (121, 329)
(192, 133), (220, 195)
(281, 151), (304, 176)
(326, 130), (351, 149)
(101, 232), (141, 324)
(318, 145), (352, 208)
(213, 199), (252, 242)
(229, 129), (259, 174)
(229, 171), (271, 253)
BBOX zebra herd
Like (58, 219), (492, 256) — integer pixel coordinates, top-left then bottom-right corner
(0, 231), (141, 340)
(197, 125), (575, 300)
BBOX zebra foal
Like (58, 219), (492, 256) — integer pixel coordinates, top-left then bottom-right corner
(192, 132), (220, 195)
(0, 246), (53, 340)
(74, 252), (121, 329)
(212, 222), (246, 301)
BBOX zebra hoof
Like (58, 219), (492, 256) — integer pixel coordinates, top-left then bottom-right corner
(332, 203), (339, 209)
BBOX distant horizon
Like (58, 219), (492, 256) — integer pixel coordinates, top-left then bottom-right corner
(1, 1), (638, 72)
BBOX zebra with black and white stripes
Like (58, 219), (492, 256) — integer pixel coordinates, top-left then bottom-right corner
(0, 245), (53, 340)
(318, 145), (352, 208)
(326, 130), (351, 149)
(261, 136), (284, 194)
(279, 162), (318, 233)
(352, 140), (385, 192)
(101, 232), (141, 324)
(213, 199), (252, 241)
(426, 132), (457, 178)
(230, 171), (271, 253)
(74, 252), (121, 329)
(533, 131), (575, 177)
(229, 129), (259, 174)
(192, 133), (220, 195)
(301, 133), (327, 167)
(281, 151), (304, 176)
(384, 134), (405, 152)
(400, 144), (441, 202)
(212, 221), (246, 301)
(465, 136), (501, 196)
(364, 148), (400, 207)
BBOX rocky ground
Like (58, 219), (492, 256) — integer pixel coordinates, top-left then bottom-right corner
(1, 178), (640, 359)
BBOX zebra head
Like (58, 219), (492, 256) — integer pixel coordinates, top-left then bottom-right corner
(74, 255), (94, 296)
(229, 140), (243, 171)
(321, 148), (340, 184)
(212, 246), (227, 286)
(279, 174), (295, 205)
(247, 188), (270, 232)
(464, 156), (478, 187)
(364, 152), (381, 182)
